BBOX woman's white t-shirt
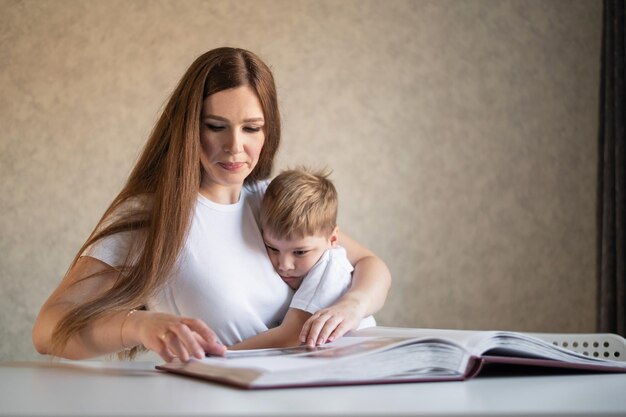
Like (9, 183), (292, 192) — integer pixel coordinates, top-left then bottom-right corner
(85, 181), (292, 346)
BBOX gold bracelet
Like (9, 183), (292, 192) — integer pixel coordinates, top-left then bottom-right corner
(120, 309), (138, 349)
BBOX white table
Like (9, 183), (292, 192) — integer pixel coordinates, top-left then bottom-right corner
(1, 359), (626, 416)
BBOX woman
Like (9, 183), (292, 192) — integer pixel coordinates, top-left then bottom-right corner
(32, 47), (391, 363)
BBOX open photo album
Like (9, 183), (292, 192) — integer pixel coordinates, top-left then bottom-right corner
(156, 326), (626, 389)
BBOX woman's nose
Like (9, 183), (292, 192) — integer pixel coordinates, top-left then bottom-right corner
(223, 130), (244, 155)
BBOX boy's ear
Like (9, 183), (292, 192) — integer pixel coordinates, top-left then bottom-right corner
(329, 226), (339, 247)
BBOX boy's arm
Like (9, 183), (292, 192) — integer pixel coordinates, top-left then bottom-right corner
(228, 308), (311, 350)
(299, 231), (391, 346)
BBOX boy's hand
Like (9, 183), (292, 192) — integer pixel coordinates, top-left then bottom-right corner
(299, 297), (366, 346)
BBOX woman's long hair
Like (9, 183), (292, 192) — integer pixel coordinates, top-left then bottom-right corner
(50, 47), (281, 358)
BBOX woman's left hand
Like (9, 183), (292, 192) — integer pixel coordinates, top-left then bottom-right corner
(298, 296), (366, 346)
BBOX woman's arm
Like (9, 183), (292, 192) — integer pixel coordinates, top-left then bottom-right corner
(298, 230), (391, 346)
(32, 256), (225, 361)
(229, 308), (311, 350)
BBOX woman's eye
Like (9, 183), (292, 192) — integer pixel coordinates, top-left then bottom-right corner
(244, 126), (262, 133)
(205, 124), (225, 132)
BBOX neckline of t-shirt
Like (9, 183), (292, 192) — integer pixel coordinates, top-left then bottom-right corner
(196, 189), (246, 212)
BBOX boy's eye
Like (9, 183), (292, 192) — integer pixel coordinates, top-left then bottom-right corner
(264, 244), (278, 253)
(205, 124), (226, 132)
(294, 250), (309, 256)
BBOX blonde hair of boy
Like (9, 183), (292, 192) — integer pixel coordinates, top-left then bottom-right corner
(261, 168), (338, 240)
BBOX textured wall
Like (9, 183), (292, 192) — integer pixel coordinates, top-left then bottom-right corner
(0, 0), (602, 361)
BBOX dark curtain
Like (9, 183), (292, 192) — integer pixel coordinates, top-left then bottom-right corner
(598, 0), (626, 336)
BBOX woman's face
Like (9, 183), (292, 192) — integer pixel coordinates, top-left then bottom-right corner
(199, 85), (265, 203)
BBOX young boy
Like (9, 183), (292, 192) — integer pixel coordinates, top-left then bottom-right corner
(230, 168), (375, 350)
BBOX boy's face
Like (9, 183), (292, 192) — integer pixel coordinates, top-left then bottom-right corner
(262, 228), (338, 290)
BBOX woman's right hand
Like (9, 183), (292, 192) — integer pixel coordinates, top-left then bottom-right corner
(33, 256), (226, 362)
(124, 310), (226, 362)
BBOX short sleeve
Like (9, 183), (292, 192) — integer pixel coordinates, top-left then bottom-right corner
(80, 196), (148, 268)
(83, 231), (137, 268)
(290, 247), (354, 313)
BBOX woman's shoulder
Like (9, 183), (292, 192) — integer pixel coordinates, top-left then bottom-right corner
(84, 194), (153, 266)
(243, 179), (270, 204)
(243, 179), (271, 220)
(244, 179), (271, 197)
(102, 194), (153, 223)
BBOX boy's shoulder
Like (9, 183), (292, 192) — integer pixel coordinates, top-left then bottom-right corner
(327, 246), (348, 260)
(313, 246), (352, 274)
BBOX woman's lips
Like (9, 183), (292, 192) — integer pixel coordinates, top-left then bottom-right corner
(218, 162), (245, 171)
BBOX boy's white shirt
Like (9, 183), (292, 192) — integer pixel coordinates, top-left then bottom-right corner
(290, 246), (376, 329)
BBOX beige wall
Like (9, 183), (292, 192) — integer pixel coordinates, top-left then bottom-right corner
(0, 0), (602, 361)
